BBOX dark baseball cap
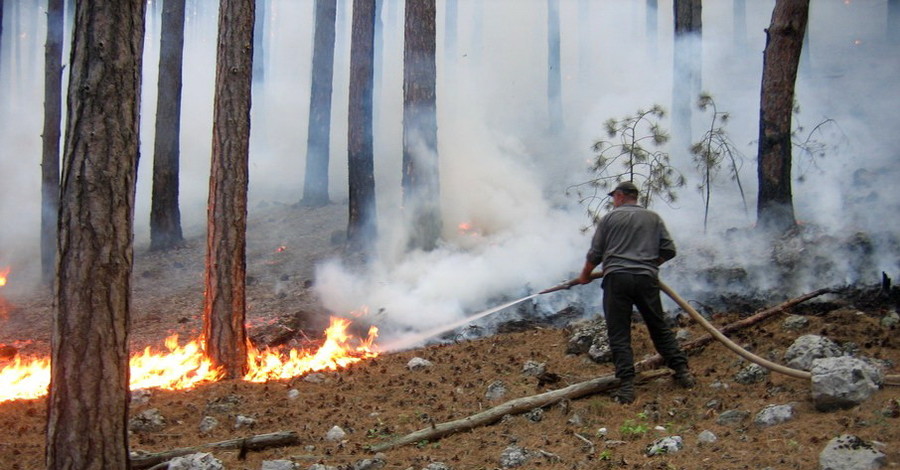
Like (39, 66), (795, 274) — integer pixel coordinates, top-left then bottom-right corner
(608, 181), (639, 196)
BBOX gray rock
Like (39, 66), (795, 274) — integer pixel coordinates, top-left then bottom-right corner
(565, 318), (605, 355)
(352, 457), (385, 470)
(129, 408), (166, 433)
(262, 460), (299, 470)
(811, 356), (883, 411)
(675, 329), (691, 342)
(407, 357), (434, 371)
(198, 416), (218, 435)
(307, 465), (338, 470)
(499, 445), (530, 468)
(784, 335), (843, 371)
(819, 434), (886, 470)
(522, 360), (546, 377)
(485, 380), (507, 401)
(168, 452), (224, 470)
(646, 436), (683, 456)
(782, 315), (810, 331)
(524, 408), (543, 422)
(287, 389), (301, 400)
(697, 430), (717, 444)
(325, 425), (347, 441)
(734, 363), (769, 385)
(234, 415), (256, 429)
(716, 409), (750, 426)
(304, 373), (327, 383)
(881, 311), (899, 328)
(423, 463), (451, 470)
(753, 404), (794, 428)
(131, 389), (152, 406)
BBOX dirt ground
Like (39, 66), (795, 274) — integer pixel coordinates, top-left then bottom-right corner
(0, 202), (898, 469)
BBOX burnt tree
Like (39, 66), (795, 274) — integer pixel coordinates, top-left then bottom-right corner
(756, 0), (808, 233)
(40, 0), (64, 285)
(402, 0), (441, 252)
(347, 0), (377, 254)
(204, 0), (255, 379)
(46, 1), (145, 468)
(672, 0), (702, 156)
(150, 0), (187, 251)
(302, 0), (337, 207)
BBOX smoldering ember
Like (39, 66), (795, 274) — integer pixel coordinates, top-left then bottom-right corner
(0, 2), (899, 470)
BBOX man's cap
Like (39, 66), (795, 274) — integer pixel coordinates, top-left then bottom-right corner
(608, 181), (639, 196)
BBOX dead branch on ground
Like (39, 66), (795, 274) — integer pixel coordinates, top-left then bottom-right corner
(131, 430), (299, 469)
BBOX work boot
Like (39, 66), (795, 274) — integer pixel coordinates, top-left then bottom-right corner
(673, 368), (696, 389)
(612, 378), (635, 404)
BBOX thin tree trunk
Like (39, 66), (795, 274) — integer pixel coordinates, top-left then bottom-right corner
(756, 0), (808, 233)
(547, 0), (562, 132)
(302, 0), (337, 207)
(204, 0), (255, 379)
(40, 0), (64, 285)
(150, 0), (187, 251)
(46, 2), (145, 468)
(402, 0), (441, 252)
(672, 0), (702, 159)
(347, 0), (377, 254)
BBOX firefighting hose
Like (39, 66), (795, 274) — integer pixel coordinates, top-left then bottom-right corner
(545, 272), (900, 386)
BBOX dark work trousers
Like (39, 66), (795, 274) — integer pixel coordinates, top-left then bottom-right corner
(602, 272), (688, 380)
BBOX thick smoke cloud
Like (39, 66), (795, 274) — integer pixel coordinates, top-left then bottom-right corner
(0, 1), (897, 348)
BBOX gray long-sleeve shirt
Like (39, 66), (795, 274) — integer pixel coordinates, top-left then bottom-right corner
(586, 204), (676, 277)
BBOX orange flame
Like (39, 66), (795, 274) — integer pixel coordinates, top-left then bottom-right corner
(0, 317), (379, 403)
(0, 266), (10, 287)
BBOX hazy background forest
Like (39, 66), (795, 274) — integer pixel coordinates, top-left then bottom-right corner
(0, 0), (897, 347)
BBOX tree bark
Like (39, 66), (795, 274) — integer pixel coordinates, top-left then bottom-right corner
(204, 0), (255, 379)
(402, 0), (441, 252)
(347, 0), (377, 254)
(756, 0), (808, 234)
(46, 2), (145, 468)
(302, 0), (337, 207)
(40, 0), (64, 285)
(150, 0), (187, 251)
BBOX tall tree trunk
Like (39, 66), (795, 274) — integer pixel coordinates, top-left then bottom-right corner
(756, 0), (808, 234)
(46, 2), (145, 468)
(547, 0), (562, 132)
(40, 0), (64, 285)
(445, 0), (458, 63)
(403, 0), (441, 252)
(646, 0), (658, 60)
(302, 0), (337, 207)
(890, 0), (900, 44)
(347, 0), (377, 254)
(150, 0), (187, 251)
(204, 0), (255, 379)
(733, 0), (748, 52)
(253, 0), (266, 82)
(672, 0), (702, 159)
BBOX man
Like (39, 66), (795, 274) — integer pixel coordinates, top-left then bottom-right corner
(577, 181), (694, 404)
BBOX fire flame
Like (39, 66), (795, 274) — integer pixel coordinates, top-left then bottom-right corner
(0, 266), (10, 287)
(0, 317), (378, 404)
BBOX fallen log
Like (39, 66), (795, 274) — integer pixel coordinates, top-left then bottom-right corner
(130, 430), (300, 469)
(368, 369), (669, 453)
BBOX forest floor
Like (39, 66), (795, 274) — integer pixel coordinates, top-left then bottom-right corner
(0, 202), (898, 470)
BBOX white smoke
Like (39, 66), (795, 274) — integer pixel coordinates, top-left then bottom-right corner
(0, 1), (898, 342)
